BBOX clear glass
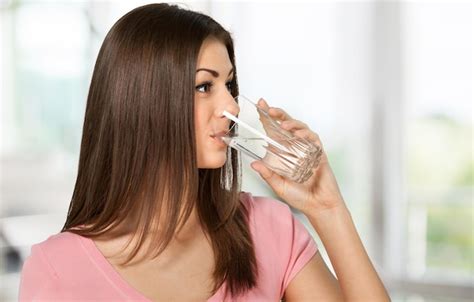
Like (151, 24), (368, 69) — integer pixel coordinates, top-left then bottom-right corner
(218, 95), (323, 183)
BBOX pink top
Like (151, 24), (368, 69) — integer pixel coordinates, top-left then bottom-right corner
(19, 192), (318, 301)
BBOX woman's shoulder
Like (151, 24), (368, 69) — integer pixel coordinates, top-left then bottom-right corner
(240, 191), (294, 223)
(239, 190), (303, 245)
(23, 231), (88, 277)
(31, 231), (83, 255)
(19, 232), (93, 299)
(238, 191), (318, 299)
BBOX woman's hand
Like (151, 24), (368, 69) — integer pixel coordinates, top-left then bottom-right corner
(250, 98), (346, 216)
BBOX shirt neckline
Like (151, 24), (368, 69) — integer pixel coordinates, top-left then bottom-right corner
(74, 232), (224, 301)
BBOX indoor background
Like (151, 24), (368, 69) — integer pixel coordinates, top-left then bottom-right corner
(0, 0), (472, 301)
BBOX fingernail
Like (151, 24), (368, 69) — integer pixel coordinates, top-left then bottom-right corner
(251, 162), (258, 171)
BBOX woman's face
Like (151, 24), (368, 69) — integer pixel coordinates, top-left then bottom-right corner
(194, 38), (239, 168)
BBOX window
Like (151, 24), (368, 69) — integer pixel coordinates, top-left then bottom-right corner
(402, 0), (472, 284)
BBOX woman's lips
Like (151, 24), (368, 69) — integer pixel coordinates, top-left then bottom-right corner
(210, 130), (229, 138)
(210, 131), (229, 147)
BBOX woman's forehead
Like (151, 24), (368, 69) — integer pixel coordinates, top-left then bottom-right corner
(196, 39), (233, 74)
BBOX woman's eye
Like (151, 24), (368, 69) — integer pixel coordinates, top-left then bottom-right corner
(195, 80), (233, 93)
(196, 82), (212, 93)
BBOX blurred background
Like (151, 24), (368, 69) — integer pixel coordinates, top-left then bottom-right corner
(0, 0), (472, 301)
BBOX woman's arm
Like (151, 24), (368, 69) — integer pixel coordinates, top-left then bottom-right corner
(283, 250), (343, 301)
(308, 203), (388, 301)
(251, 99), (390, 301)
(283, 203), (389, 301)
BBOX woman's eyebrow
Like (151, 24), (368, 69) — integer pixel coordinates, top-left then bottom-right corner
(196, 67), (234, 77)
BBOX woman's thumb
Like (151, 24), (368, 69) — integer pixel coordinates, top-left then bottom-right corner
(250, 161), (284, 189)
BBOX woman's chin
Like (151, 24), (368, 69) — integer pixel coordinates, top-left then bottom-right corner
(197, 154), (227, 169)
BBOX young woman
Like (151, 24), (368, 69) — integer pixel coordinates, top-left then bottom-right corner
(19, 3), (390, 301)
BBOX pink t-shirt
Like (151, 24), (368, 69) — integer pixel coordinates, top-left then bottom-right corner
(19, 192), (318, 301)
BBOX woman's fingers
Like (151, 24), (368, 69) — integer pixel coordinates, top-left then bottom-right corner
(281, 119), (308, 131)
(257, 99), (320, 143)
(268, 107), (293, 121)
(250, 160), (286, 196)
(256, 98), (293, 122)
(293, 129), (319, 142)
(257, 98), (270, 111)
(280, 119), (320, 142)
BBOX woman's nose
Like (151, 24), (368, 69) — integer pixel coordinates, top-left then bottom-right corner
(215, 92), (240, 118)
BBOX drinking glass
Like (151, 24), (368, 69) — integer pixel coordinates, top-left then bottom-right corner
(216, 95), (323, 183)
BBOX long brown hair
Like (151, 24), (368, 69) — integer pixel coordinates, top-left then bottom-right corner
(62, 3), (257, 298)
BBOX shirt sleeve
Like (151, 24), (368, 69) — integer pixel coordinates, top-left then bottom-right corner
(242, 192), (319, 299)
(18, 244), (57, 301)
(279, 208), (319, 297)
